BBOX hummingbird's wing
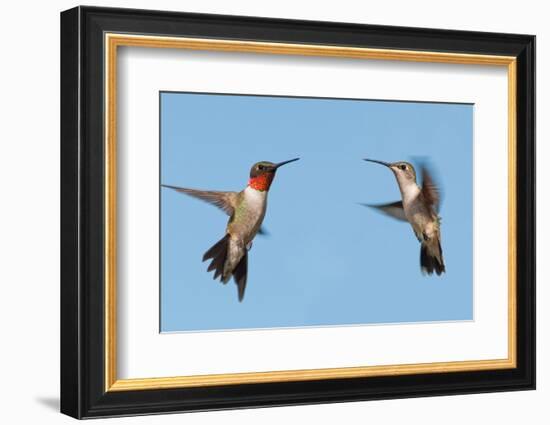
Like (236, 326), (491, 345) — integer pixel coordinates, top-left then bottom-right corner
(162, 185), (237, 216)
(420, 166), (441, 212)
(360, 201), (407, 222)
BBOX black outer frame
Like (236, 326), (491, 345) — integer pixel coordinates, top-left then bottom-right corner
(60, 5), (535, 419)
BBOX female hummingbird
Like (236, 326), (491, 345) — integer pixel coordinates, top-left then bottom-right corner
(162, 158), (300, 301)
(362, 158), (445, 275)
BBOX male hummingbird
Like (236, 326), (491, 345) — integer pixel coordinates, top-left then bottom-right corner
(362, 158), (445, 275)
(162, 158), (300, 301)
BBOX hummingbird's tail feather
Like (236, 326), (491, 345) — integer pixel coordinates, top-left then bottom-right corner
(203, 234), (230, 283)
(202, 235), (248, 301)
(233, 252), (248, 302)
(420, 239), (445, 276)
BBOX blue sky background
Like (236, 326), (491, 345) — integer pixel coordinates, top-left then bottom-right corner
(160, 92), (473, 332)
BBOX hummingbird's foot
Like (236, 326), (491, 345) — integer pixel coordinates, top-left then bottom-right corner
(246, 241), (253, 251)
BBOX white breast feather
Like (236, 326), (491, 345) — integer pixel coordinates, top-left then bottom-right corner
(244, 186), (267, 207)
(401, 182), (421, 203)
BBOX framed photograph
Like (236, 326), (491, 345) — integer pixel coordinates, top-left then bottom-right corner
(60, 6), (535, 419)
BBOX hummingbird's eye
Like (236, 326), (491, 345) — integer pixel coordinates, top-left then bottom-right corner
(400, 164), (407, 171)
(258, 165), (264, 171)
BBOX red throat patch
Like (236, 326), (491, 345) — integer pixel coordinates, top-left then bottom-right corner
(248, 173), (275, 191)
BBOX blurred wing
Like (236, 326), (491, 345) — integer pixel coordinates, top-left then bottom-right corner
(162, 184), (237, 216)
(420, 166), (441, 212)
(360, 201), (407, 222)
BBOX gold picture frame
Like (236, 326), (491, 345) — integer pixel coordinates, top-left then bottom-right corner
(104, 34), (517, 392)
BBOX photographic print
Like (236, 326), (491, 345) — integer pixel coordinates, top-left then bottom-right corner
(160, 92), (473, 332)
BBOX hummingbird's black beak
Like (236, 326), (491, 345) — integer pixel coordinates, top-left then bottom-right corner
(274, 157), (300, 169)
(363, 158), (391, 168)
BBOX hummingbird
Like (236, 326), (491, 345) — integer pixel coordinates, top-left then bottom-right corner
(362, 158), (445, 276)
(162, 158), (300, 301)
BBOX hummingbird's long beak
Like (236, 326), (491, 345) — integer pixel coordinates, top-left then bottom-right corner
(274, 157), (300, 169)
(363, 158), (391, 168)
